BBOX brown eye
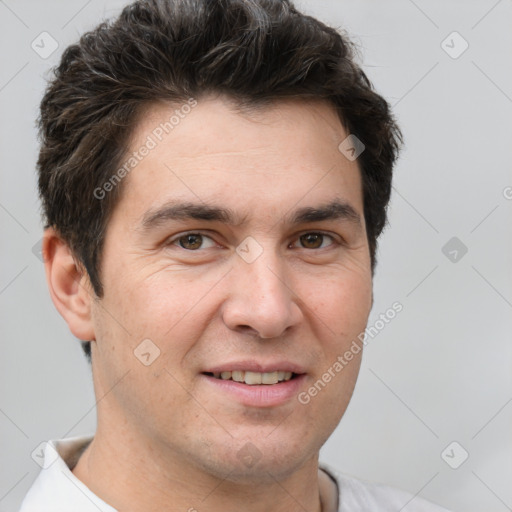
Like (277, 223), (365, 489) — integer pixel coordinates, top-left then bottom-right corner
(298, 233), (334, 249)
(166, 232), (218, 253)
(178, 234), (203, 251)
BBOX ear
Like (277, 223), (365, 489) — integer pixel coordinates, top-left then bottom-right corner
(42, 227), (96, 342)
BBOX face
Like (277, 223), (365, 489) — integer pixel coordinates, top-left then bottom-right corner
(89, 96), (373, 482)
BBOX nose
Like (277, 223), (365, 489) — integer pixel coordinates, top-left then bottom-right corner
(221, 247), (303, 339)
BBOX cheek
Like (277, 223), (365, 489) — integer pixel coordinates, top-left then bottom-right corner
(306, 271), (372, 342)
(103, 264), (187, 335)
(101, 267), (227, 364)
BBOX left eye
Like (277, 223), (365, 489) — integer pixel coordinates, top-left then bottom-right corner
(292, 233), (336, 250)
(171, 233), (217, 250)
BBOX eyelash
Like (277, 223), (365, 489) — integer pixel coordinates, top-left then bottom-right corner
(166, 231), (340, 252)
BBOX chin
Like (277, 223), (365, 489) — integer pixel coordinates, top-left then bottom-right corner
(194, 430), (321, 484)
(208, 454), (310, 485)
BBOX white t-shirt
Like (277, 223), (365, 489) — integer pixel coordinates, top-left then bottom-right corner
(19, 435), (452, 512)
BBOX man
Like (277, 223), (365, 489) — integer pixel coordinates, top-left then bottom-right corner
(20, 0), (451, 510)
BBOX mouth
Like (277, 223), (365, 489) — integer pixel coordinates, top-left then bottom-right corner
(200, 361), (307, 406)
(202, 370), (297, 385)
(201, 369), (306, 407)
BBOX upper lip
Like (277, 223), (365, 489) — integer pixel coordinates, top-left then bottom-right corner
(203, 360), (307, 374)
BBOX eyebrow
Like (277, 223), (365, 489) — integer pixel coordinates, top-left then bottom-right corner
(291, 200), (361, 227)
(140, 198), (362, 231)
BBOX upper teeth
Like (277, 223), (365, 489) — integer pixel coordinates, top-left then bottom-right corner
(212, 371), (293, 385)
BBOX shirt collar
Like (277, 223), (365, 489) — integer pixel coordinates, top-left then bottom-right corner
(19, 435), (117, 512)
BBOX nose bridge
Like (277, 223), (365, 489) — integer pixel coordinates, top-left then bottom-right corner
(246, 249), (288, 302)
(239, 239), (291, 308)
(222, 237), (302, 338)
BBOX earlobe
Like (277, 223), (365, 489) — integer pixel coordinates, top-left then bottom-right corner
(42, 227), (96, 342)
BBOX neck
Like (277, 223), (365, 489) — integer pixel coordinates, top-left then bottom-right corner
(72, 427), (328, 512)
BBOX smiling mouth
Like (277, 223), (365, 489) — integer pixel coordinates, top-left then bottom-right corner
(203, 370), (297, 385)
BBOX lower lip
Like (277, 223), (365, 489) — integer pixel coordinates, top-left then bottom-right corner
(201, 374), (306, 407)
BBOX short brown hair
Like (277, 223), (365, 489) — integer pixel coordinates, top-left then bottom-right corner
(37, 0), (402, 361)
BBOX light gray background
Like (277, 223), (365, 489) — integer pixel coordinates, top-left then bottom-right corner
(1, 1), (511, 511)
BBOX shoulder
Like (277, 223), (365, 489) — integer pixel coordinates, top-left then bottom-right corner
(320, 464), (452, 512)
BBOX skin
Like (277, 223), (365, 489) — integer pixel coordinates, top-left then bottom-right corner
(43, 95), (373, 512)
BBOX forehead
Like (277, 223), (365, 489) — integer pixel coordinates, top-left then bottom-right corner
(113, 95), (364, 230)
